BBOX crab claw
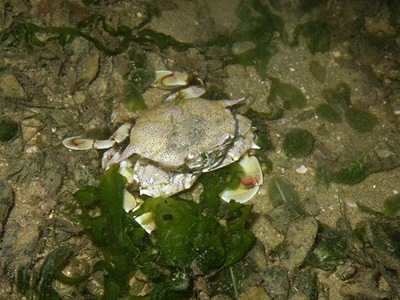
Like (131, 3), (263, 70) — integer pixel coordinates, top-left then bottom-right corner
(154, 70), (190, 89)
(63, 137), (116, 150)
(219, 154), (263, 203)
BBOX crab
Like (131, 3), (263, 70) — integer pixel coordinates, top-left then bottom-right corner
(63, 71), (263, 206)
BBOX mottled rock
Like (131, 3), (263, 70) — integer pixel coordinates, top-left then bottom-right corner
(0, 74), (27, 100)
(239, 286), (272, 300)
(0, 181), (13, 235)
(280, 216), (318, 275)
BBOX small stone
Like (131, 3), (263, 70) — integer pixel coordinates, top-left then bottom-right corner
(280, 216), (318, 276)
(239, 286), (272, 300)
(232, 41), (257, 55)
(77, 53), (100, 86)
(0, 74), (27, 99)
(296, 165), (308, 174)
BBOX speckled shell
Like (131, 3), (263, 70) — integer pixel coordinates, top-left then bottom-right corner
(125, 98), (237, 171)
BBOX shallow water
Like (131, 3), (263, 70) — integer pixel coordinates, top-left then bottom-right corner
(0, 0), (399, 299)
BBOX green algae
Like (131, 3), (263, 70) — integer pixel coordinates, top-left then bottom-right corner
(0, 119), (19, 143)
(277, 82), (308, 110)
(204, 0), (283, 79)
(320, 82), (379, 132)
(282, 129), (314, 158)
(345, 107), (379, 133)
(2, 14), (190, 55)
(53, 164), (256, 299)
(382, 194), (400, 216)
(22, 246), (88, 299)
(317, 134), (400, 186)
(268, 78), (308, 110)
(292, 20), (331, 54)
(315, 103), (342, 123)
(329, 161), (369, 185)
(304, 222), (351, 271)
(36, 246), (90, 299)
(133, 196), (254, 274)
(322, 82), (351, 110)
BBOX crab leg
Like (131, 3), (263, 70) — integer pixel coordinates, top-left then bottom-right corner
(154, 70), (206, 101)
(62, 137), (116, 150)
(62, 124), (132, 150)
(110, 123), (132, 143)
(153, 70), (190, 89)
(164, 86), (206, 102)
(132, 161), (199, 198)
(222, 98), (246, 107)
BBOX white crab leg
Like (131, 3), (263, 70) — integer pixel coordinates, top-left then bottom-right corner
(123, 190), (143, 213)
(133, 161), (198, 197)
(63, 137), (116, 150)
(222, 98), (246, 107)
(219, 154), (263, 203)
(110, 123), (132, 143)
(118, 160), (135, 183)
(63, 124), (132, 151)
(164, 86), (206, 102)
(153, 70), (190, 89)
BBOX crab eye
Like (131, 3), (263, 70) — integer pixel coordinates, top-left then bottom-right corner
(186, 152), (200, 161)
(224, 133), (233, 140)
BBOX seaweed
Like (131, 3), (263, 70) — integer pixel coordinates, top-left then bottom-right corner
(291, 201), (400, 298)
(231, 0), (283, 78)
(315, 103), (342, 123)
(123, 49), (155, 112)
(292, 20), (331, 54)
(304, 223), (350, 271)
(330, 161), (370, 185)
(0, 119), (20, 143)
(382, 194), (400, 216)
(1, 14), (191, 55)
(30, 246), (76, 299)
(317, 134), (400, 185)
(345, 107), (378, 133)
(204, 0), (283, 79)
(1, 0), (283, 83)
(282, 129), (314, 158)
(41, 164), (257, 299)
(320, 82), (379, 132)
(74, 165), (144, 298)
(322, 82), (351, 110)
(268, 78), (308, 110)
(132, 196), (255, 275)
(199, 162), (245, 214)
(263, 179), (400, 297)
